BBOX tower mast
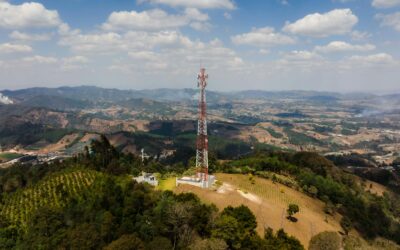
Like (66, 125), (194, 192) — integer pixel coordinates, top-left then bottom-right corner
(196, 68), (209, 182)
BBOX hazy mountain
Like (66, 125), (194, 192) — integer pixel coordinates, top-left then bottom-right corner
(1, 86), (352, 104)
(21, 95), (93, 110)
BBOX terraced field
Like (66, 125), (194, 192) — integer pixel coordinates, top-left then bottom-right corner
(0, 170), (100, 227)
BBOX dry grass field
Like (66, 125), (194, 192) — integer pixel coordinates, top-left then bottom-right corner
(174, 173), (343, 248)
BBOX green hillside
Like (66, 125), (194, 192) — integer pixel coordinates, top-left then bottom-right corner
(0, 169), (100, 227)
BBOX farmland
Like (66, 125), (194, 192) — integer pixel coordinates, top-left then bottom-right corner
(0, 169), (100, 227)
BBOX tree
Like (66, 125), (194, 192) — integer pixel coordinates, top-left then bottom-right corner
(212, 206), (258, 249)
(263, 227), (304, 250)
(212, 214), (242, 249)
(287, 204), (299, 222)
(22, 207), (66, 249)
(340, 216), (352, 235)
(220, 205), (257, 232)
(189, 238), (228, 250)
(308, 186), (318, 197)
(65, 223), (102, 249)
(146, 237), (173, 250)
(309, 231), (341, 250)
(104, 234), (145, 250)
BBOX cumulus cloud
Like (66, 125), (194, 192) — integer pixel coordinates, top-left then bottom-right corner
(231, 27), (295, 47)
(314, 41), (375, 53)
(351, 30), (371, 41)
(109, 37), (245, 75)
(0, 1), (61, 29)
(102, 8), (208, 31)
(376, 12), (400, 31)
(22, 55), (58, 64)
(345, 53), (397, 66)
(61, 56), (89, 70)
(59, 30), (194, 53)
(138, 0), (235, 9)
(63, 56), (89, 64)
(9, 31), (51, 41)
(283, 9), (358, 37)
(283, 50), (321, 61)
(372, 0), (400, 8)
(0, 43), (32, 53)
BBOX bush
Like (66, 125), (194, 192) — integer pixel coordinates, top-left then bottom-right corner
(309, 231), (341, 250)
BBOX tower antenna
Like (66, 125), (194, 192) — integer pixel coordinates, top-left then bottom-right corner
(196, 67), (209, 182)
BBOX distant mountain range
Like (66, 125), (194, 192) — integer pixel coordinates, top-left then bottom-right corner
(1, 86), (399, 116)
(3, 85), (397, 105)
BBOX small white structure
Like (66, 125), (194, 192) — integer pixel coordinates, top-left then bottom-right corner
(134, 172), (158, 186)
(176, 174), (216, 189)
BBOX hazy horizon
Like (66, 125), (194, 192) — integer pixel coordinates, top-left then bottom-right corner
(1, 84), (400, 96)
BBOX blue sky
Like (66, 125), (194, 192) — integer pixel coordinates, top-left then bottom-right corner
(0, 0), (399, 92)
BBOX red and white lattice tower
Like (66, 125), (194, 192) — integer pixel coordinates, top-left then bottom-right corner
(196, 68), (209, 182)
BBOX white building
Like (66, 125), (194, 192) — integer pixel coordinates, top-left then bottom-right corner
(176, 175), (216, 189)
(133, 172), (158, 186)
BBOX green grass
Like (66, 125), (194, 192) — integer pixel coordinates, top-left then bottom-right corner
(0, 153), (23, 161)
(157, 177), (176, 191)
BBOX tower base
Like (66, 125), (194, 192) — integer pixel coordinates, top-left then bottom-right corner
(176, 175), (215, 189)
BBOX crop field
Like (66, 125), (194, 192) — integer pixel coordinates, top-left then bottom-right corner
(175, 173), (342, 248)
(0, 170), (100, 228)
(0, 153), (23, 162)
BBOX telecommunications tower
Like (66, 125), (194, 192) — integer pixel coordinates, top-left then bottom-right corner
(196, 68), (209, 182)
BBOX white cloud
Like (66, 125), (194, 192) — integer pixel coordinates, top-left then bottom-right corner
(138, 0), (235, 9)
(129, 51), (159, 61)
(63, 56), (89, 64)
(0, 1), (61, 29)
(347, 53), (396, 65)
(283, 9), (358, 37)
(372, 0), (400, 8)
(9, 31), (51, 41)
(315, 41), (375, 53)
(284, 50), (321, 61)
(59, 30), (194, 53)
(351, 30), (371, 41)
(110, 38), (245, 74)
(231, 27), (295, 47)
(190, 22), (211, 31)
(61, 56), (89, 71)
(376, 12), (400, 31)
(0, 43), (32, 53)
(184, 8), (209, 21)
(102, 8), (208, 31)
(22, 55), (58, 64)
(223, 12), (232, 20)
